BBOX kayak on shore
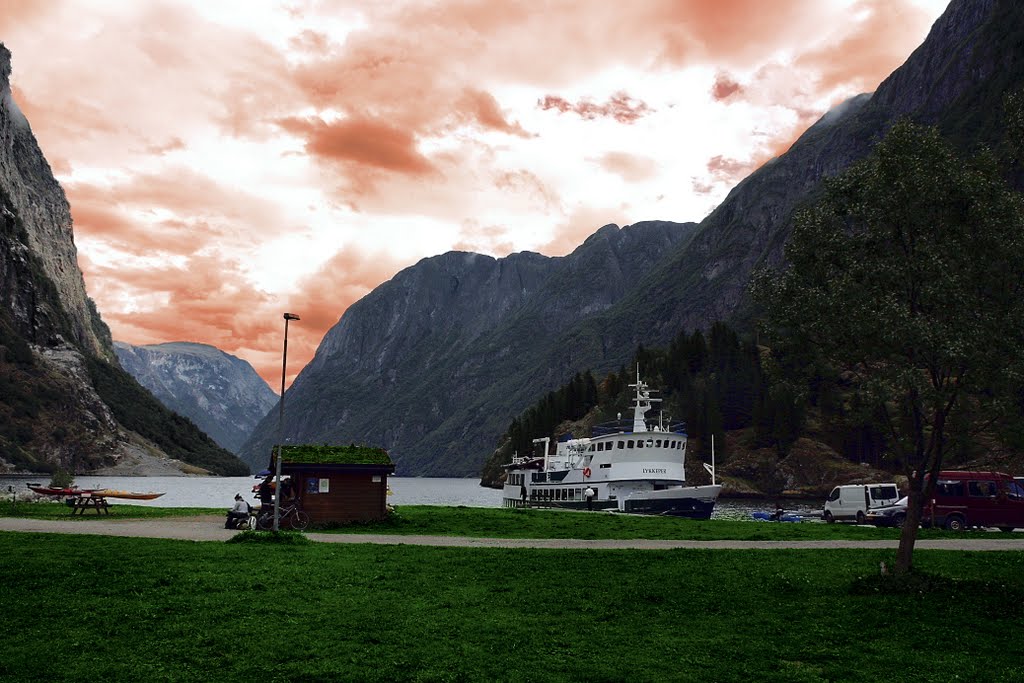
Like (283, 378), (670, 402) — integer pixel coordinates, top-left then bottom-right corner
(92, 489), (165, 500)
(27, 485), (98, 497)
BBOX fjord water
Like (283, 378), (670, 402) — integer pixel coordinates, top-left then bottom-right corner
(0, 474), (823, 519)
(0, 476), (502, 508)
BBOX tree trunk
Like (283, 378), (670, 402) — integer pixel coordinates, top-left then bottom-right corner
(895, 491), (924, 574)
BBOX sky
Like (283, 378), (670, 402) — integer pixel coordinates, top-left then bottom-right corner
(0, 0), (948, 391)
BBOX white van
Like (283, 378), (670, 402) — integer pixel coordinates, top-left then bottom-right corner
(823, 483), (901, 524)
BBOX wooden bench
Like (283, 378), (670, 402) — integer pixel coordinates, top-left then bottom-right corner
(67, 495), (110, 515)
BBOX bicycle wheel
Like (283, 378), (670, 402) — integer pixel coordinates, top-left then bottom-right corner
(256, 511), (275, 531)
(288, 510), (310, 531)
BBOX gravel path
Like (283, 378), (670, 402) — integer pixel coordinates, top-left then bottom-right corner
(2, 516), (1024, 550)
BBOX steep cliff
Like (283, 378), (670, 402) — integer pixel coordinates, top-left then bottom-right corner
(0, 45), (111, 360)
(115, 341), (278, 454)
(240, 221), (696, 473)
(0, 44), (246, 475)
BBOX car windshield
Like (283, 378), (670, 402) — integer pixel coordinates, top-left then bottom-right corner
(894, 496), (907, 507)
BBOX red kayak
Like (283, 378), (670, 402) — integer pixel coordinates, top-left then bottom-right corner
(27, 485), (97, 497)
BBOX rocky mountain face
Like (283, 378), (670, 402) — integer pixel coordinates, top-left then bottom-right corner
(242, 0), (1021, 478)
(115, 341), (278, 454)
(240, 221), (697, 473)
(0, 46), (110, 361)
(586, 0), (1013, 349)
(0, 44), (245, 475)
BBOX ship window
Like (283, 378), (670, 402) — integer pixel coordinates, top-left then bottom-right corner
(655, 439), (662, 447)
(600, 463), (611, 468)
(678, 441), (684, 450)
(569, 489), (575, 500)
(576, 489), (582, 498)
(588, 445), (594, 452)
(628, 440), (634, 448)
(618, 441), (624, 449)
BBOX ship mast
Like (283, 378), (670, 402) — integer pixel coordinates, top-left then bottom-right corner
(628, 366), (660, 433)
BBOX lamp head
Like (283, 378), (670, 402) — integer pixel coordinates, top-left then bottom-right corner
(284, 313), (300, 321)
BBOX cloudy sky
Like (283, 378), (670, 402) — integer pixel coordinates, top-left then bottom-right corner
(1, 0), (947, 389)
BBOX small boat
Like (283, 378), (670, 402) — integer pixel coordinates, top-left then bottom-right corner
(751, 511), (805, 523)
(91, 489), (165, 500)
(502, 370), (722, 518)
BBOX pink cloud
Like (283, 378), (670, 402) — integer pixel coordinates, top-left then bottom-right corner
(538, 92), (654, 124)
(593, 152), (658, 182)
(712, 71), (743, 101)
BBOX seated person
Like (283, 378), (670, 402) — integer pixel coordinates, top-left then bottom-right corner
(225, 494), (251, 529)
(257, 476), (274, 510)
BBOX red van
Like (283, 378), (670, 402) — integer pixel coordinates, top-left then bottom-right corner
(922, 471), (1024, 532)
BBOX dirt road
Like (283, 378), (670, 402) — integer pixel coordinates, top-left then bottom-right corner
(2, 516), (1024, 550)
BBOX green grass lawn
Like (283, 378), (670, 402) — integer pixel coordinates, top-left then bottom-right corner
(1, 532), (1021, 682)
(2, 500), (1015, 542)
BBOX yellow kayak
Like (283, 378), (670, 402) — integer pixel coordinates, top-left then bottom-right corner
(92, 489), (165, 500)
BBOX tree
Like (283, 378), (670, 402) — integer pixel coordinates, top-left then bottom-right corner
(753, 120), (1024, 574)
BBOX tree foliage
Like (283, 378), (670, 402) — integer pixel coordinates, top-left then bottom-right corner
(753, 119), (1024, 572)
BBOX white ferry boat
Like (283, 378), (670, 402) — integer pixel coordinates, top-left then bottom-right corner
(501, 371), (722, 518)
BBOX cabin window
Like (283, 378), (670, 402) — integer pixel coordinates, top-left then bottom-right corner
(628, 440), (635, 448)
(575, 489), (582, 499)
(588, 445), (595, 452)
(600, 463), (611, 469)
(617, 441), (624, 449)
(646, 439), (653, 448)
(569, 489), (575, 500)
(678, 441), (684, 450)
(655, 439), (662, 447)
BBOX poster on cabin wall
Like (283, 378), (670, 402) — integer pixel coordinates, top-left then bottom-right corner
(306, 478), (318, 494)
(319, 478), (330, 493)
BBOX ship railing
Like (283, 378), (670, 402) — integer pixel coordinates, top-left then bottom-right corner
(589, 420), (688, 436)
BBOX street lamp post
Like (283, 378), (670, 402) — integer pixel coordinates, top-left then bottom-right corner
(274, 312), (300, 532)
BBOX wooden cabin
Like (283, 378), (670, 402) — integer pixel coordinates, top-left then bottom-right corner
(272, 444), (394, 524)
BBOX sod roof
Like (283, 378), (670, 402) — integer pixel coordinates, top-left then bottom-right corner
(277, 444), (392, 466)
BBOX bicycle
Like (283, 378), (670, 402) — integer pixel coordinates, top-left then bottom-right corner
(256, 500), (309, 531)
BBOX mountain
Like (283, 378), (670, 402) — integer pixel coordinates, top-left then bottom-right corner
(584, 0), (1017, 349)
(241, 0), (1022, 477)
(240, 221), (697, 473)
(0, 44), (246, 476)
(114, 342), (278, 454)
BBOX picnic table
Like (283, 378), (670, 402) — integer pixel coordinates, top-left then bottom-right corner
(67, 494), (110, 515)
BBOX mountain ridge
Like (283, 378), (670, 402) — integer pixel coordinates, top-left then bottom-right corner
(115, 341), (278, 455)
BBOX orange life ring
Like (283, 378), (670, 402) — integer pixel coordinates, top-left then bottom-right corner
(583, 467), (592, 478)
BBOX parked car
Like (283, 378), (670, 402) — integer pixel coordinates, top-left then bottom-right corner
(865, 496), (909, 528)
(922, 471), (1024, 532)
(823, 483), (901, 524)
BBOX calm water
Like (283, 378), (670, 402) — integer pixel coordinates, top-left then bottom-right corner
(0, 474), (822, 519)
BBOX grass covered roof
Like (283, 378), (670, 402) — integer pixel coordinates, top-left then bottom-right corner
(276, 444), (392, 466)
